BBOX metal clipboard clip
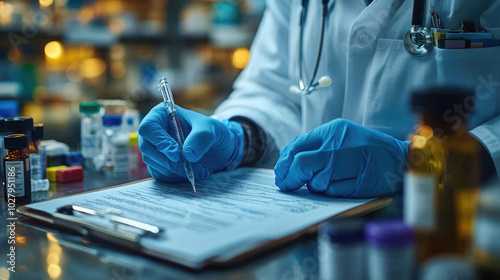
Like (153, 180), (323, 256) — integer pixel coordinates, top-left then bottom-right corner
(53, 205), (164, 249)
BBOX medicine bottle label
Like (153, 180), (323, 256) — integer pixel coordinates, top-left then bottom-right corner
(404, 173), (435, 230)
(5, 161), (26, 197)
(31, 154), (42, 180)
(82, 136), (99, 156)
(112, 144), (129, 173)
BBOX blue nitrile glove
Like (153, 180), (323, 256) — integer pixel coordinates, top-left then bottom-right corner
(138, 103), (244, 183)
(274, 119), (409, 198)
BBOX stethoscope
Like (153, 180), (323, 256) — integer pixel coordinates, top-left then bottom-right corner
(289, 0), (433, 96)
(404, 0), (434, 56)
(289, 0), (332, 96)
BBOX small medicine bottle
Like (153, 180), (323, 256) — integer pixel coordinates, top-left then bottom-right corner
(405, 87), (480, 263)
(318, 219), (366, 280)
(30, 123), (44, 180)
(5, 117), (34, 155)
(365, 220), (415, 280)
(80, 102), (102, 171)
(102, 115), (129, 174)
(3, 134), (31, 204)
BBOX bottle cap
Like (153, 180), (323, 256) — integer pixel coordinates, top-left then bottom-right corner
(365, 220), (414, 248)
(79, 102), (100, 114)
(4, 134), (29, 150)
(129, 132), (138, 146)
(5, 117), (34, 133)
(102, 115), (122, 127)
(411, 86), (475, 115)
(0, 118), (7, 133)
(98, 99), (127, 115)
(32, 123), (44, 141)
(319, 219), (365, 244)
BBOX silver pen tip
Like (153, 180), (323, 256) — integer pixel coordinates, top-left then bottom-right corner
(192, 185), (196, 193)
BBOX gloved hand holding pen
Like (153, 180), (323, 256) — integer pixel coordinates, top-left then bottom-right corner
(138, 103), (245, 183)
(274, 119), (409, 198)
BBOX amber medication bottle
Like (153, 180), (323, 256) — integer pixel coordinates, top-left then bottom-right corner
(404, 87), (480, 263)
(3, 134), (31, 204)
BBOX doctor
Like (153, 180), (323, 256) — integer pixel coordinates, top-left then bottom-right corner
(138, 0), (500, 198)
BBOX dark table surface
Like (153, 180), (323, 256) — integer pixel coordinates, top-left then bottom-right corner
(0, 169), (401, 280)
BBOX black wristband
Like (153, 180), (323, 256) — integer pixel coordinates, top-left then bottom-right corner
(231, 117), (267, 166)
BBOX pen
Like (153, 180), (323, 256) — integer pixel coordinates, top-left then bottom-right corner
(158, 77), (196, 192)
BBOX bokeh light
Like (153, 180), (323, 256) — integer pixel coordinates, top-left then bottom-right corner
(232, 47), (250, 69)
(0, 1), (13, 25)
(45, 41), (64, 60)
(66, 62), (83, 83)
(7, 48), (21, 62)
(80, 58), (106, 79)
(47, 264), (61, 279)
(39, 0), (54, 8)
(110, 61), (126, 79)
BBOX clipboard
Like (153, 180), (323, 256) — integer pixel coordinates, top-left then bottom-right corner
(18, 173), (392, 270)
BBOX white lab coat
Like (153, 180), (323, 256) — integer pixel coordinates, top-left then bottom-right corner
(213, 0), (500, 176)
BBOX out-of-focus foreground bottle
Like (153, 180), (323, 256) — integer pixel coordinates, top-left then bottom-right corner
(405, 87), (481, 263)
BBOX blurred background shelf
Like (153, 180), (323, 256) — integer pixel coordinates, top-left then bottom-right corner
(0, 0), (265, 148)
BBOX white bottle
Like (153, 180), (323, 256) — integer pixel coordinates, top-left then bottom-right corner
(80, 102), (102, 172)
(365, 220), (415, 280)
(102, 115), (129, 174)
(318, 219), (366, 280)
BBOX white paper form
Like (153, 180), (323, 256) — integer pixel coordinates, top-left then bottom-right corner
(27, 168), (374, 264)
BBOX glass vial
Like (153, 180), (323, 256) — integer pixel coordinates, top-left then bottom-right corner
(318, 219), (366, 280)
(3, 134), (31, 204)
(0, 119), (9, 182)
(5, 117), (34, 155)
(80, 102), (103, 172)
(30, 123), (44, 180)
(405, 87), (480, 263)
(102, 115), (129, 174)
(365, 220), (415, 280)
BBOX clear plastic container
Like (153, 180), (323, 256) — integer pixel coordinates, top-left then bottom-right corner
(80, 102), (103, 172)
(102, 115), (129, 174)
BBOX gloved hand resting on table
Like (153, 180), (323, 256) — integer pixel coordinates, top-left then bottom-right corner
(274, 119), (409, 198)
(138, 103), (244, 182)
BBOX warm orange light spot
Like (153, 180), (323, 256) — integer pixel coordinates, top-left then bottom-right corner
(47, 264), (61, 279)
(419, 125), (434, 139)
(46, 232), (58, 242)
(110, 61), (126, 79)
(232, 48), (250, 69)
(39, 0), (54, 8)
(412, 135), (427, 149)
(45, 41), (63, 60)
(80, 58), (106, 79)
(7, 48), (21, 62)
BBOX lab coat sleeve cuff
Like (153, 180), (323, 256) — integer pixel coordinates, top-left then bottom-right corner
(212, 108), (286, 167)
(470, 116), (500, 180)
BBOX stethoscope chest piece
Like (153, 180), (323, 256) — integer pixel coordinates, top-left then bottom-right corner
(404, 26), (433, 56)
